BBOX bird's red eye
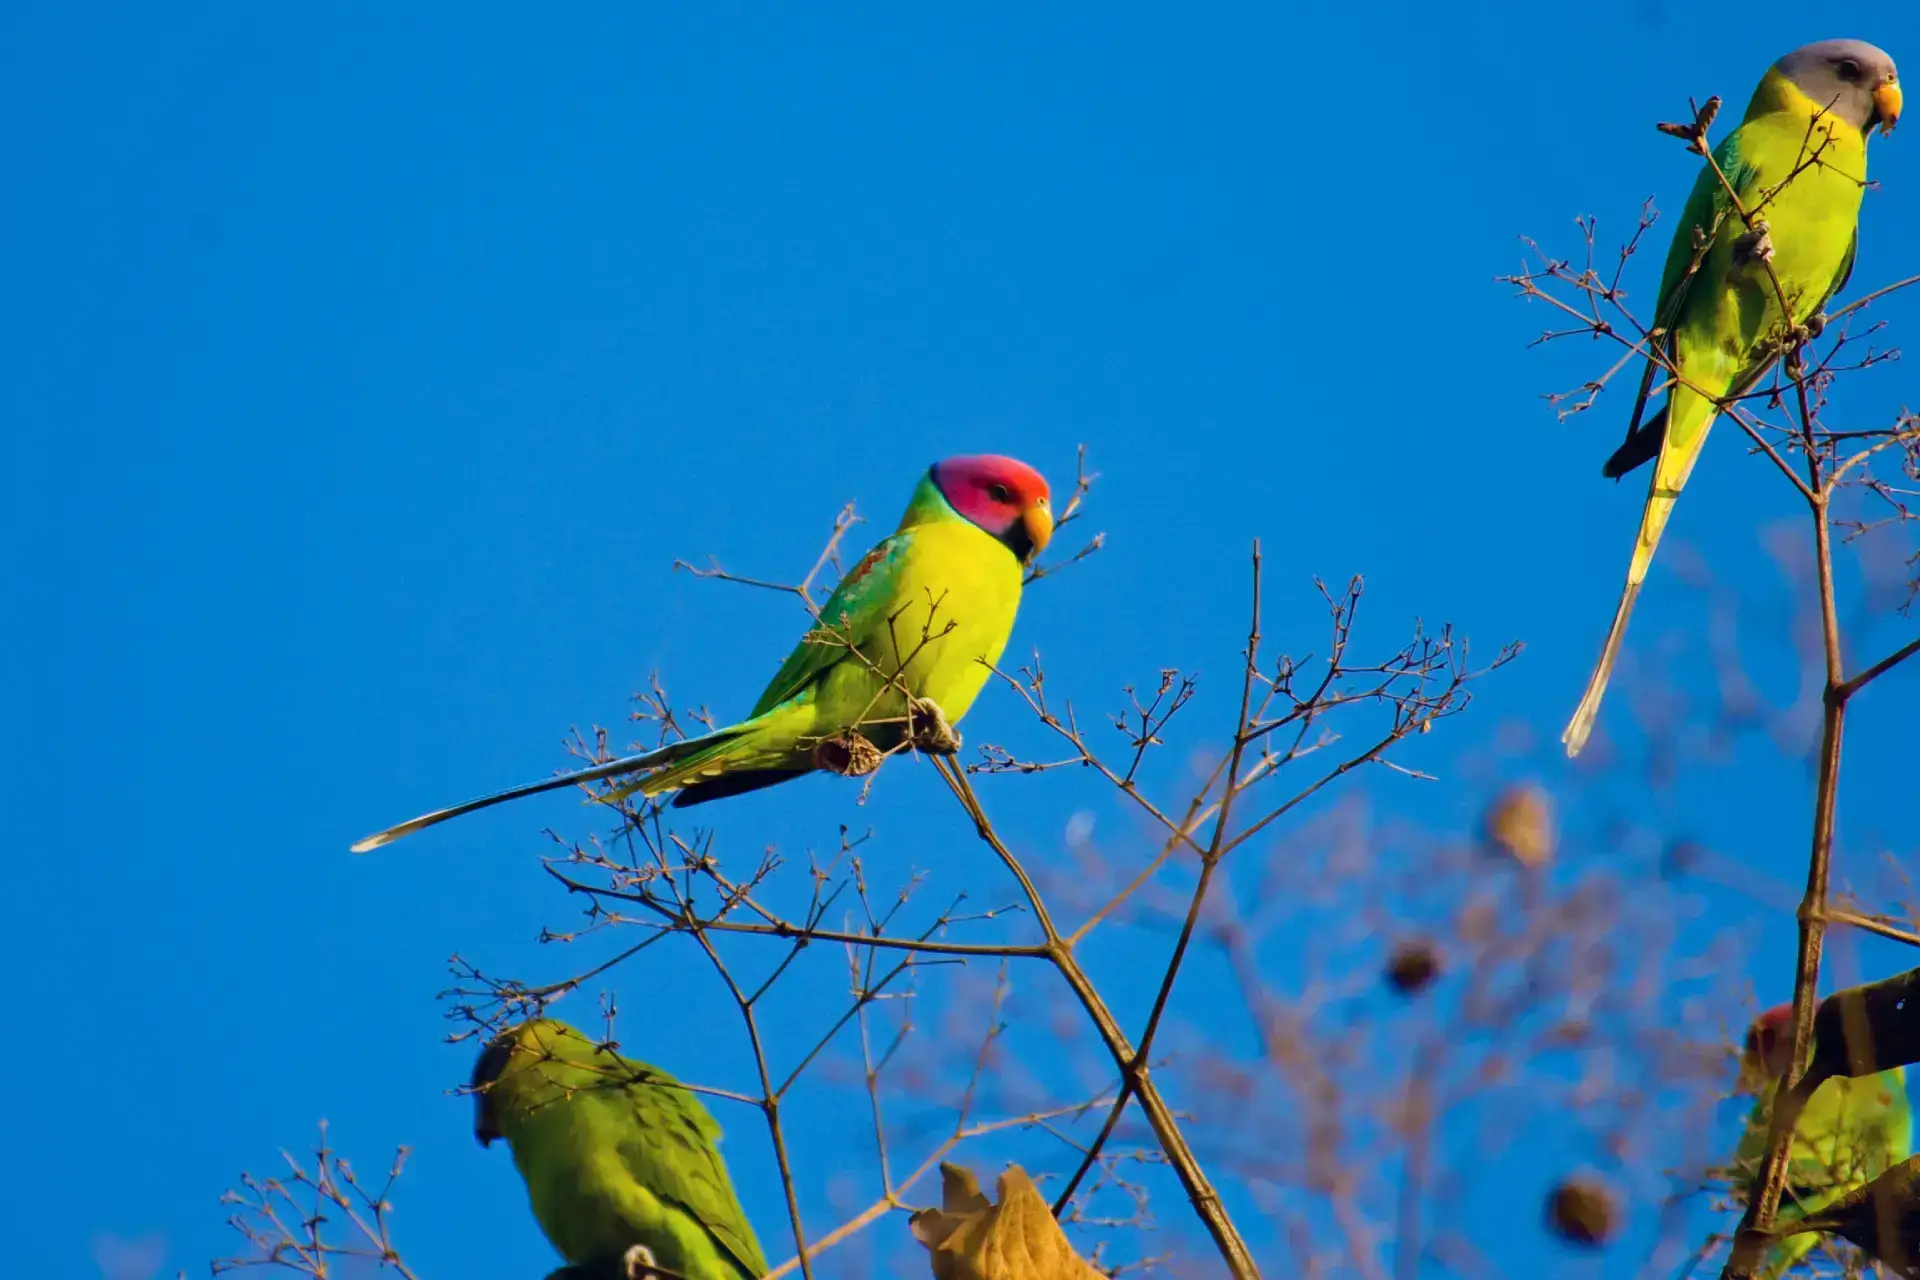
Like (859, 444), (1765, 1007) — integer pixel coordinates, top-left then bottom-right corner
(987, 483), (1011, 503)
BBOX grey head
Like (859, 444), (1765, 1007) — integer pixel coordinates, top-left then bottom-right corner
(1774, 39), (1901, 135)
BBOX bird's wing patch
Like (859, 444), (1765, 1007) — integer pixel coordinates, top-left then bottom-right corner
(616, 1081), (769, 1278)
(1652, 129), (1758, 331)
(747, 531), (914, 719)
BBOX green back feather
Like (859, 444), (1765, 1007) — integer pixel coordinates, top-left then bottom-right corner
(1652, 131), (1757, 328)
(482, 1020), (769, 1278)
(746, 471), (957, 719)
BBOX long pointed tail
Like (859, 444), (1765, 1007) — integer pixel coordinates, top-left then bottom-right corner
(1561, 580), (1643, 757)
(350, 739), (705, 852)
(1564, 388), (1715, 757)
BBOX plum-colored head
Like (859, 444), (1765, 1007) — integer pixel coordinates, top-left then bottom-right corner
(929, 455), (1054, 565)
(1740, 1004), (1797, 1088)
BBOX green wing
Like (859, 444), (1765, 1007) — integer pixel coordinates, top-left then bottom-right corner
(746, 530), (916, 719)
(610, 1054), (769, 1278)
(1604, 132), (1775, 481)
(1604, 133), (1761, 479)
(1651, 129), (1759, 331)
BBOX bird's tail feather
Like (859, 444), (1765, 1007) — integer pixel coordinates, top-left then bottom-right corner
(1603, 406), (1668, 480)
(349, 732), (735, 852)
(603, 730), (764, 804)
(1564, 390), (1717, 757)
(1561, 580), (1641, 758)
(605, 701), (820, 804)
(671, 766), (810, 808)
(1629, 387), (1715, 586)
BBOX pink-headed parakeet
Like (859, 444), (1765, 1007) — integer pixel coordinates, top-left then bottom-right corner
(353, 455), (1052, 850)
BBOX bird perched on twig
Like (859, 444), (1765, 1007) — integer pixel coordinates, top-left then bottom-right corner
(353, 455), (1052, 850)
(1564, 39), (1901, 757)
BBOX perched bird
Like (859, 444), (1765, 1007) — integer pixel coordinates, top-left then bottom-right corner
(473, 1018), (769, 1280)
(352, 455), (1052, 851)
(1730, 1003), (1913, 1277)
(1562, 40), (1901, 757)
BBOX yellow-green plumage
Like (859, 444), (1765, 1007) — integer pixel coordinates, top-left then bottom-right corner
(1732, 1068), (1912, 1277)
(1563, 41), (1900, 757)
(473, 1019), (768, 1279)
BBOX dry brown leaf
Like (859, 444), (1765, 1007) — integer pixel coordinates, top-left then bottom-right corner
(909, 1162), (1102, 1279)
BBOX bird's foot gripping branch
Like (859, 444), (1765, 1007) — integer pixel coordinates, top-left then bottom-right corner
(906, 695), (962, 755)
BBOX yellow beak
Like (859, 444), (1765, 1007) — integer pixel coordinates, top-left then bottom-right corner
(1875, 79), (1902, 135)
(1021, 501), (1054, 564)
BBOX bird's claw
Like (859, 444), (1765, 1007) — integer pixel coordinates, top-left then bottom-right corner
(542, 1249), (658, 1280)
(1804, 311), (1828, 341)
(1765, 321), (1815, 367)
(1783, 327), (1814, 372)
(1732, 219), (1775, 269)
(908, 697), (962, 755)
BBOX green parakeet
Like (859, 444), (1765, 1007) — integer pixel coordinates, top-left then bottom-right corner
(1562, 40), (1902, 757)
(1732, 1003), (1914, 1276)
(354, 455), (1053, 851)
(473, 1018), (769, 1280)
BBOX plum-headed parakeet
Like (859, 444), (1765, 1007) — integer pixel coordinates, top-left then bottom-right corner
(354, 455), (1052, 850)
(473, 1018), (769, 1280)
(1730, 1003), (1913, 1276)
(1562, 40), (1901, 757)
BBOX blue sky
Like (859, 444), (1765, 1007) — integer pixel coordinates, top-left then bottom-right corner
(8, 3), (1920, 1277)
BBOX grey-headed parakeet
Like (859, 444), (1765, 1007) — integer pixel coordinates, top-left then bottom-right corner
(1563, 40), (1901, 756)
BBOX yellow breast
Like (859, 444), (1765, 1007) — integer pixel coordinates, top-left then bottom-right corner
(821, 516), (1025, 733)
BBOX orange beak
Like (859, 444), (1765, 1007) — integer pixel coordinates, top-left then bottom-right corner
(1875, 78), (1902, 135)
(1020, 500), (1054, 564)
